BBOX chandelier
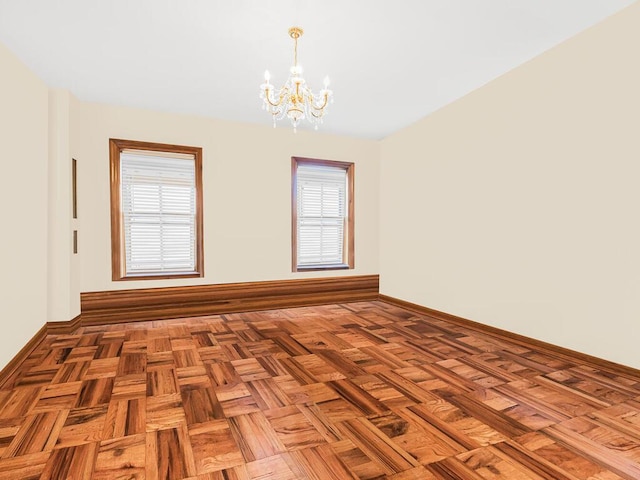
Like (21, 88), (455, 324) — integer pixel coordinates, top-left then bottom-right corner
(260, 27), (333, 132)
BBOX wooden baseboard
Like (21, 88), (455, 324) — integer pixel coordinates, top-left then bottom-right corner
(378, 294), (640, 379)
(0, 314), (82, 388)
(46, 314), (82, 335)
(0, 324), (48, 389)
(81, 275), (380, 326)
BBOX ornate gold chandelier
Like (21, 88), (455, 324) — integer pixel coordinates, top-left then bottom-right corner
(260, 27), (333, 132)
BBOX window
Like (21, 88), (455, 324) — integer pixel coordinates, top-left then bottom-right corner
(109, 139), (203, 280)
(292, 157), (354, 271)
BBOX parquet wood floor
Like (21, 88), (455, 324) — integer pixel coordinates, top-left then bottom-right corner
(1, 301), (640, 479)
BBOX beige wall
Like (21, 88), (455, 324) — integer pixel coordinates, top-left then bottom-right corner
(71, 101), (380, 293)
(48, 89), (80, 322)
(0, 43), (49, 368)
(380, 4), (640, 368)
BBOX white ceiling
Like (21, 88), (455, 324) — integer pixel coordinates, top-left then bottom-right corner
(0, 0), (635, 139)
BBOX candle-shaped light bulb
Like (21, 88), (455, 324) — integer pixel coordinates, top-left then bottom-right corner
(323, 76), (330, 88)
(264, 70), (271, 82)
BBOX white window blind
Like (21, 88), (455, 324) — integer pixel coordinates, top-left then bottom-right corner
(120, 150), (196, 275)
(296, 163), (347, 267)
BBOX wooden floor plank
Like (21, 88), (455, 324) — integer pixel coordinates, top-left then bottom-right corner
(0, 300), (639, 478)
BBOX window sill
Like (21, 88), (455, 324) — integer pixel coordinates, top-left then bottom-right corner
(294, 263), (351, 273)
(114, 271), (203, 281)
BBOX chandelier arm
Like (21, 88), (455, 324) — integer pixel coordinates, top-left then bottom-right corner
(264, 89), (287, 108)
(311, 92), (329, 111)
(265, 96), (282, 108)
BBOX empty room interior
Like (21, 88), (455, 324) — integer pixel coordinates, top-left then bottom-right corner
(1, 1), (640, 478)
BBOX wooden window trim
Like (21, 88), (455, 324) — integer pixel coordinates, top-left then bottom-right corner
(291, 156), (354, 272)
(109, 138), (204, 281)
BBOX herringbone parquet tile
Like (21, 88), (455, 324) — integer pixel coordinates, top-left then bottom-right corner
(1, 301), (639, 479)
